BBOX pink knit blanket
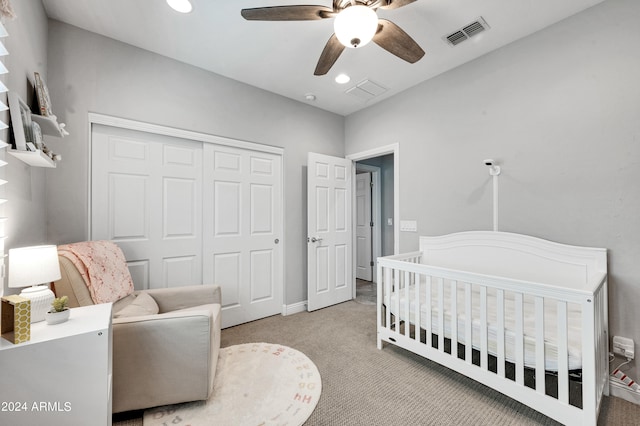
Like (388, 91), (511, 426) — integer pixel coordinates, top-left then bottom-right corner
(58, 240), (134, 304)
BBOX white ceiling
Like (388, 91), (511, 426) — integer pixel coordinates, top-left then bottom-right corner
(41, 0), (605, 116)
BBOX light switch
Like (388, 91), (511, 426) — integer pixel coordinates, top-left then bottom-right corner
(400, 220), (417, 232)
(387, 218), (393, 226)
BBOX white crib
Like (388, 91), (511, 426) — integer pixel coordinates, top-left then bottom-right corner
(376, 231), (608, 426)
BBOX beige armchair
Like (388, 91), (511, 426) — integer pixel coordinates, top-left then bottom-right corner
(54, 249), (221, 414)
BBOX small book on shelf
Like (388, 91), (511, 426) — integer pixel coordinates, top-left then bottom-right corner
(34, 71), (53, 117)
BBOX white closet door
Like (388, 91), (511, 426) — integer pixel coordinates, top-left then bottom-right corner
(91, 124), (203, 290)
(203, 144), (283, 328)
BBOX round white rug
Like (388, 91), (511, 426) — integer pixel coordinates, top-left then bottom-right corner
(143, 342), (321, 426)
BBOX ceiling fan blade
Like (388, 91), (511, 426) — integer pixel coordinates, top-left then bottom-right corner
(241, 5), (335, 21)
(377, 0), (417, 10)
(314, 34), (345, 76)
(373, 19), (425, 63)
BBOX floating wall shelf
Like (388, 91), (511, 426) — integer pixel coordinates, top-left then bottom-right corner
(30, 113), (66, 137)
(8, 149), (56, 168)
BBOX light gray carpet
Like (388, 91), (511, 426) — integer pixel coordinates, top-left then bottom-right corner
(115, 300), (640, 425)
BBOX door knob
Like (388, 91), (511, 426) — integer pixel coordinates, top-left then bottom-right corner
(310, 236), (323, 243)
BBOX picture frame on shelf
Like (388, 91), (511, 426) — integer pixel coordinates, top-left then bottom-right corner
(31, 121), (43, 150)
(34, 71), (53, 117)
(7, 92), (32, 151)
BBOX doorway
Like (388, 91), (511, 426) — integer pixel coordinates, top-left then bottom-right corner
(348, 144), (399, 300)
(306, 144), (399, 311)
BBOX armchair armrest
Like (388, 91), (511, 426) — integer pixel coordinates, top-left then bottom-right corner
(111, 305), (220, 413)
(141, 284), (221, 313)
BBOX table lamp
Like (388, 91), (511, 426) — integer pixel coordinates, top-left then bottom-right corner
(8, 245), (61, 323)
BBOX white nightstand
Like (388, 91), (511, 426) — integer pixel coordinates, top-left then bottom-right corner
(0, 303), (113, 426)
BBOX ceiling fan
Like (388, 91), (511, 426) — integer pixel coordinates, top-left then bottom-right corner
(241, 0), (425, 76)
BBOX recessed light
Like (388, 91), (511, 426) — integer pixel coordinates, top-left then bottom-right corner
(335, 73), (351, 84)
(167, 0), (193, 13)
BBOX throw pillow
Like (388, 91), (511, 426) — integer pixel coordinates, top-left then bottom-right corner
(113, 292), (160, 318)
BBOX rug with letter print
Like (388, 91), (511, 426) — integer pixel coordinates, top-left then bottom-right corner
(144, 342), (321, 426)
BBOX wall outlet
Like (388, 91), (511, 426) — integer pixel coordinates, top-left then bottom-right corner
(613, 336), (635, 360)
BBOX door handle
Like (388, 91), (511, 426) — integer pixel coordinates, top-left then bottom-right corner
(309, 236), (323, 243)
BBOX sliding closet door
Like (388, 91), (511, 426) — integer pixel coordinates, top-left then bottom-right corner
(91, 124), (203, 290)
(203, 143), (283, 328)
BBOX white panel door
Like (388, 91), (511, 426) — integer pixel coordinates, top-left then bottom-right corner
(92, 125), (203, 290)
(356, 172), (373, 281)
(307, 152), (353, 311)
(203, 144), (283, 328)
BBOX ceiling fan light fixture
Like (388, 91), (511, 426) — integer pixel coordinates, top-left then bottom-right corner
(334, 5), (378, 49)
(166, 0), (193, 14)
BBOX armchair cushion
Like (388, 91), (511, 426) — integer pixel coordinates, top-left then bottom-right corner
(113, 292), (159, 318)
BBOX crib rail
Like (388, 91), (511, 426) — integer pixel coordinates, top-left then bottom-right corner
(377, 253), (608, 426)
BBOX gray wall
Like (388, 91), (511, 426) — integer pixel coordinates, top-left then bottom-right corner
(1, 0), (50, 295)
(44, 21), (345, 305)
(346, 0), (640, 377)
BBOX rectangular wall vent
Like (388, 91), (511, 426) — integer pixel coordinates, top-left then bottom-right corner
(444, 17), (490, 47)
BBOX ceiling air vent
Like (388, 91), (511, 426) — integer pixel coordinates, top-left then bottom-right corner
(345, 79), (388, 102)
(444, 17), (490, 46)
(446, 30), (467, 46)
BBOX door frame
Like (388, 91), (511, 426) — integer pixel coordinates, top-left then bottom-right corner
(87, 113), (286, 318)
(355, 164), (381, 283)
(346, 143), (400, 297)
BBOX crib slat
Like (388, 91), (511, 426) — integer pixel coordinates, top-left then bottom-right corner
(450, 280), (458, 358)
(582, 296), (597, 419)
(557, 300), (569, 404)
(414, 273), (421, 342)
(404, 270), (411, 338)
(426, 276), (433, 348)
(480, 286), (488, 370)
(535, 296), (545, 393)
(438, 277), (445, 352)
(515, 293), (525, 385)
(385, 267), (392, 332)
(595, 286), (608, 404)
(393, 269), (402, 333)
(465, 283), (472, 364)
(496, 289), (505, 377)
(377, 263), (383, 349)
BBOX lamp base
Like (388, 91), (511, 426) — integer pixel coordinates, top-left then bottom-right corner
(20, 285), (55, 323)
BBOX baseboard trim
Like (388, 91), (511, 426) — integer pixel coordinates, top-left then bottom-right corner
(282, 301), (307, 316)
(610, 377), (640, 405)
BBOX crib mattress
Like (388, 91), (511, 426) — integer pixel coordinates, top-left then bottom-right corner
(387, 282), (583, 371)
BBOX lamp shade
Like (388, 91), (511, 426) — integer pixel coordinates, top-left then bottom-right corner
(334, 5), (378, 48)
(166, 0), (192, 13)
(8, 245), (61, 288)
